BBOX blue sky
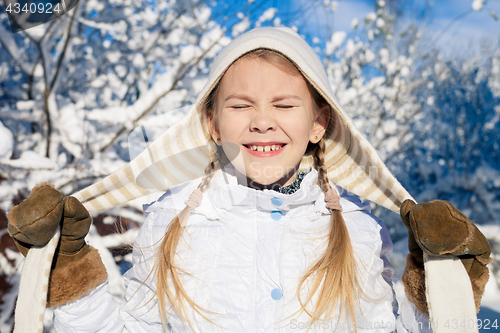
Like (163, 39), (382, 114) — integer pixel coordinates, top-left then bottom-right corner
(421, 0), (500, 54)
(213, 0), (500, 58)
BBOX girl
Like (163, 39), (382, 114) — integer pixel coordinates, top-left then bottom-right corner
(8, 27), (491, 332)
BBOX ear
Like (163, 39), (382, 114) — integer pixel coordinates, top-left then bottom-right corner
(310, 105), (330, 144)
(207, 114), (220, 144)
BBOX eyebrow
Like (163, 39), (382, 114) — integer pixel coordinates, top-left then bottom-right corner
(271, 95), (302, 103)
(224, 94), (302, 103)
(224, 94), (255, 103)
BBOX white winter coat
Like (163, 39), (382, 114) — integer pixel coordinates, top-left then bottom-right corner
(53, 168), (429, 332)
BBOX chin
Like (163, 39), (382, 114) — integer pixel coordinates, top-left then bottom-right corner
(245, 172), (275, 184)
(236, 162), (299, 186)
(251, 177), (279, 186)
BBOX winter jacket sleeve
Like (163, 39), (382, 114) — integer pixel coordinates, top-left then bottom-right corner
(358, 210), (432, 333)
(396, 296), (432, 332)
(368, 211), (433, 332)
(338, 189), (432, 332)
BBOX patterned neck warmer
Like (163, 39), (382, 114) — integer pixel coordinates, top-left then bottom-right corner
(273, 169), (311, 195)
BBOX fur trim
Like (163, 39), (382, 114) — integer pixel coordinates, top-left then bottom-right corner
(31, 182), (55, 193)
(471, 266), (490, 313)
(401, 254), (428, 315)
(47, 246), (107, 308)
(403, 253), (490, 315)
(6, 205), (17, 237)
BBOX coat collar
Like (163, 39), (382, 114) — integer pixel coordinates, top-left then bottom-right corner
(207, 167), (323, 212)
(145, 166), (368, 218)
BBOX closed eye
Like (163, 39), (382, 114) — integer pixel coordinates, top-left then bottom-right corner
(230, 105), (250, 109)
(275, 105), (295, 109)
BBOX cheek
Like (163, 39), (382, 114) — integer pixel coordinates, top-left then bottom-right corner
(218, 112), (246, 140)
(282, 113), (314, 142)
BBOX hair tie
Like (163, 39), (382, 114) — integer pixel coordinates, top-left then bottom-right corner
(324, 188), (342, 212)
(184, 188), (203, 211)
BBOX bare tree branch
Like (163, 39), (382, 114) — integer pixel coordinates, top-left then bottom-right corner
(100, 32), (226, 152)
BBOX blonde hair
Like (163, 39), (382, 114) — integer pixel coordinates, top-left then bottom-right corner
(154, 49), (360, 331)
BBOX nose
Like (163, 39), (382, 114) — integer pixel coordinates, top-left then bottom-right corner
(249, 108), (276, 133)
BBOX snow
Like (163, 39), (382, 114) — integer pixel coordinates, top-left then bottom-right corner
(386, 61), (397, 75)
(365, 49), (375, 63)
(257, 8), (277, 24)
(326, 31), (346, 55)
(16, 100), (35, 110)
(78, 18), (128, 33)
(0, 25), (34, 75)
(200, 26), (228, 56)
(339, 87), (358, 105)
(400, 66), (410, 77)
(180, 45), (201, 63)
(58, 103), (85, 149)
(330, 1), (338, 12)
(368, 28), (375, 41)
(232, 17), (250, 37)
(376, 18), (385, 28)
(132, 54), (145, 68)
(472, 0), (484, 11)
(351, 18), (359, 29)
(0, 150), (57, 170)
(426, 96), (435, 106)
(106, 51), (121, 63)
(85, 0), (104, 10)
(0, 121), (14, 160)
(0, 249), (23, 332)
(367, 12), (377, 22)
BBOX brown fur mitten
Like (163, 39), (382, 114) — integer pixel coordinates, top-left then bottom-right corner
(7, 183), (108, 308)
(401, 253), (428, 315)
(400, 199), (492, 315)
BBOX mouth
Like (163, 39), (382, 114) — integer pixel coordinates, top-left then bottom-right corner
(242, 143), (287, 152)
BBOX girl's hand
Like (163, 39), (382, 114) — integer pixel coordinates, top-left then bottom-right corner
(400, 199), (492, 315)
(400, 200), (491, 259)
(7, 183), (107, 308)
(7, 183), (65, 256)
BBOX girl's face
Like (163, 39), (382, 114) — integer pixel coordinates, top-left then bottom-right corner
(209, 56), (328, 187)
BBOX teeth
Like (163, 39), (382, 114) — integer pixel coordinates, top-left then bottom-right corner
(248, 145), (284, 151)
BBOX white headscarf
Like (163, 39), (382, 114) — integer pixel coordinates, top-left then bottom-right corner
(74, 27), (413, 214)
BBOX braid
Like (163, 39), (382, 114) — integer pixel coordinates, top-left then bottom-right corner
(314, 139), (331, 192)
(293, 139), (360, 331)
(197, 152), (218, 194)
(156, 147), (221, 331)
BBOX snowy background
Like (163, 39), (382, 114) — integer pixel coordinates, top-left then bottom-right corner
(0, 0), (499, 331)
